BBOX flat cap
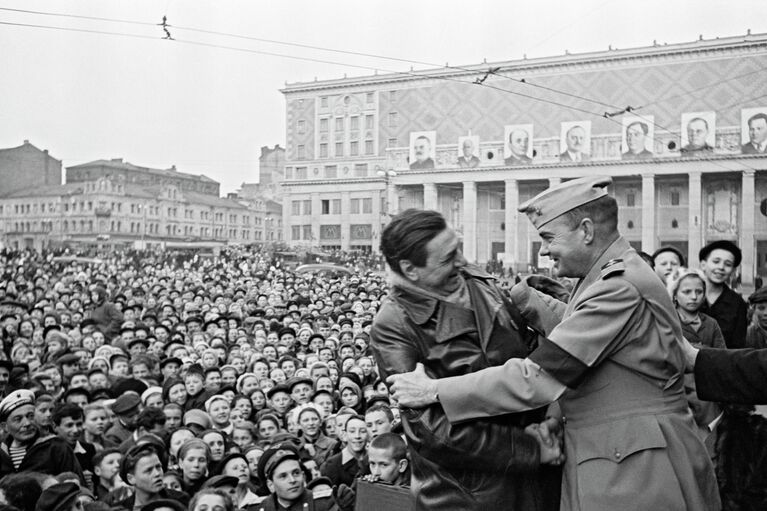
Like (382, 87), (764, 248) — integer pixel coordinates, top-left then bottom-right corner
(749, 287), (767, 305)
(518, 175), (612, 228)
(0, 389), (35, 421)
(183, 409), (212, 430)
(111, 392), (141, 415)
(699, 240), (742, 267)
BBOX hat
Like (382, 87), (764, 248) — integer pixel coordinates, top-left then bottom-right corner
(201, 474), (239, 489)
(204, 394), (229, 413)
(140, 499), (187, 511)
(35, 482), (80, 511)
(0, 389), (35, 421)
(278, 327), (296, 339)
(699, 240), (742, 267)
(109, 352), (129, 367)
(112, 378), (148, 397)
(651, 246), (686, 267)
(141, 386), (163, 405)
(749, 287), (767, 305)
(258, 446), (300, 481)
(56, 353), (81, 366)
(287, 376), (313, 392)
(267, 383), (291, 400)
(160, 356), (182, 369)
(183, 409), (212, 430)
(127, 338), (150, 349)
(111, 392), (141, 415)
(518, 175), (612, 228)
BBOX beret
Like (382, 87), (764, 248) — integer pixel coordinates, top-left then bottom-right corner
(519, 175), (612, 229)
(699, 240), (742, 267)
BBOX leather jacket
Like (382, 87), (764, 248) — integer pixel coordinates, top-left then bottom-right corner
(371, 266), (557, 511)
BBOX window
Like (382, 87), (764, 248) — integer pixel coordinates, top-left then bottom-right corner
(388, 137), (398, 148)
(292, 201), (301, 215)
(350, 141), (359, 156)
(350, 116), (359, 130)
(297, 144), (305, 159)
(388, 112), (398, 127)
(325, 165), (337, 179)
(335, 117), (344, 131)
(296, 120), (306, 134)
(366, 114), (374, 129)
(285, 167), (294, 179)
(366, 92), (374, 103)
(354, 163), (368, 177)
(365, 140), (374, 155)
(321, 96), (328, 108)
(292, 226), (301, 240)
(362, 198), (373, 213)
(627, 193), (636, 207)
(320, 143), (328, 158)
(321, 200), (330, 215)
(671, 191), (680, 206)
(295, 167), (307, 179)
(331, 199), (341, 214)
(319, 118), (328, 132)
(302, 225), (312, 240)
(390, 90), (397, 102)
(335, 142), (344, 157)
(303, 200), (312, 215)
(350, 199), (360, 214)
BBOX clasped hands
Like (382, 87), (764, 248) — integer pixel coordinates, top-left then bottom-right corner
(525, 417), (565, 465)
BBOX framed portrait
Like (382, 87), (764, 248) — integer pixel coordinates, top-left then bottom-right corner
(621, 115), (655, 160)
(457, 135), (480, 168)
(503, 124), (534, 165)
(409, 131), (436, 170)
(680, 111), (716, 152)
(740, 107), (767, 154)
(559, 121), (591, 162)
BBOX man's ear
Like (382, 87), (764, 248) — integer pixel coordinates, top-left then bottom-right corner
(397, 458), (408, 474)
(580, 218), (595, 245)
(266, 480), (275, 493)
(398, 260), (419, 282)
(126, 472), (135, 486)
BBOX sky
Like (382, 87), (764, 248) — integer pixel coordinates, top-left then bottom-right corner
(1, 0), (766, 194)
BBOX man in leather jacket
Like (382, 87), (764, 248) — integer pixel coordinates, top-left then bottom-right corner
(371, 208), (562, 511)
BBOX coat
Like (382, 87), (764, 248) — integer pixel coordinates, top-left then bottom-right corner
(436, 238), (720, 511)
(695, 348), (767, 404)
(700, 285), (748, 349)
(371, 266), (557, 511)
(0, 432), (84, 481)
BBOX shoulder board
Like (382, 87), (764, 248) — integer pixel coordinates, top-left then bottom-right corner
(600, 259), (625, 279)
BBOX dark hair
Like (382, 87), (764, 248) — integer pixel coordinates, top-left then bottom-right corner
(369, 432), (407, 462)
(365, 403), (394, 422)
(560, 195), (618, 235)
(51, 403), (83, 426)
(627, 121), (649, 135)
(748, 112), (767, 126)
(188, 489), (234, 511)
(135, 407), (166, 431)
(121, 443), (161, 482)
(344, 414), (366, 431)
(688, 117), (709, 131)
(0, 473), (42, 511)
(380, 209), (447, 276)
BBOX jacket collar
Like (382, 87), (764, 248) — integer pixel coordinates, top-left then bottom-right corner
(568, 236), (631, 311)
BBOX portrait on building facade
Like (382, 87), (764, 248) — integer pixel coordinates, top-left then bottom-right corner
(503, 125), (533, 166)
(559, 121), (591, 162)
(409, 131), (436, 170)
(457, 136), (480, 168)
(621, 115), (655, 160)
(741, 107), (767, 154)
(681, 111), (716, 154)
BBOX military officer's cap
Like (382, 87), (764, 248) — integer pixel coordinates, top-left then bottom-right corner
(518, 176), (612, 228)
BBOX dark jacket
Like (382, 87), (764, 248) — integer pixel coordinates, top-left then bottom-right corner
(320, 451), (362, 488)
(700, 285), (748, 349)
(108, 487), (189, 510)
(104, 420), (132, 446)
(370, 265), (556, 511)
(89, 289), (123, 341)
(255, 488), (337, 511)
(696, 348), (767, 404)
(0, 431), (84, 481)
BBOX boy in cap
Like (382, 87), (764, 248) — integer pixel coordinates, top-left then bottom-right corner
(746, 287), (767, 349)
(698, 240), (748, 349)
(34, 482), (81, 511)
(257, 445), (338, 511)
(104, 392), (141, 445)
(107, 443), (188, 509)
(388, 177), (719, 510)
(0, 390), (83, 480)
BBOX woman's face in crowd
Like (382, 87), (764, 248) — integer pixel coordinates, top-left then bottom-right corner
(241, 376), (259, 396)
(170, 430), (195, 457)
(341, 388), (359, 407)
(258, 420), (278, 440)
(250, 391), (265, 410)
(180, 447), (208, 480)
(34, 401), (53, 427)
(81, 336), (96, 352)
(315, 377), (334, 394)
(202, 432), (226, 462)
(223, 457), (250, 484)
(245, 449), (263, 476)
(92, 332), (105, 347)
(270, 368), (286, 383)
(192, 494), (227, 511)
(169, 383), (188, 406)
(209, 400), (231, 427)
(235, 398), (253, 418)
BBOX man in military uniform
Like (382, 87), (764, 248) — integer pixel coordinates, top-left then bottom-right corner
(388, 176), (719, 511)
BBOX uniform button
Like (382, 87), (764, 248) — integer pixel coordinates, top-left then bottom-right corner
(614, 450), (621, 460)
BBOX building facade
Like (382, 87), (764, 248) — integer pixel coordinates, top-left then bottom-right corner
(0, 140), (62, 196)
(0, 158), (266, 251)
(281, 32), (767, 286)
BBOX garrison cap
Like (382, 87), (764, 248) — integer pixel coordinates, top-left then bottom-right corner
(518, 175), (612, 228)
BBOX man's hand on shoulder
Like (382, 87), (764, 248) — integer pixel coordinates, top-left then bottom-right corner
(386, 363), (438, 408)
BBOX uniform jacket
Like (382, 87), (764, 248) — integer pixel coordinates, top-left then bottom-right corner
(255, 488), (337, 511)
(437, 238), (720, 511)
(0, 431), (84, 480)
(320, 450), (361, 488)
(621, 149), (653, 160)
(457, 155), (480, 168)
(307, 433), (338, 468)
(742, 142), (767, 154)
(700, 285), (748, 349)
(108, 487), (189, 510)
(505, 154), (532, 166)
(371, 265), (555, 511)
(104, 420), (132, 446)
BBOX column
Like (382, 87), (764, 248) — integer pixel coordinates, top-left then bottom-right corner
(463, 181), (477, 263)
(688, 172), (703, 266)
(423, 183), (438, 211)
(387, 181), (399, 217)
(372, 189), (382, 254)
(340, 191), (351, 251)
(641, 173), (656, 253)
(311, 192), (321, 247)
(742, 170), (756, 287)
(282, 196), (291, 247)
(504, 179), (519, 274)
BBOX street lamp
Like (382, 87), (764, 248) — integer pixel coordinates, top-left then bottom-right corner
(376, 169), (397, 217)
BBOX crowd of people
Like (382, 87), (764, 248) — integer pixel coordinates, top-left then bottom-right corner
(0, 247), (409, 511)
